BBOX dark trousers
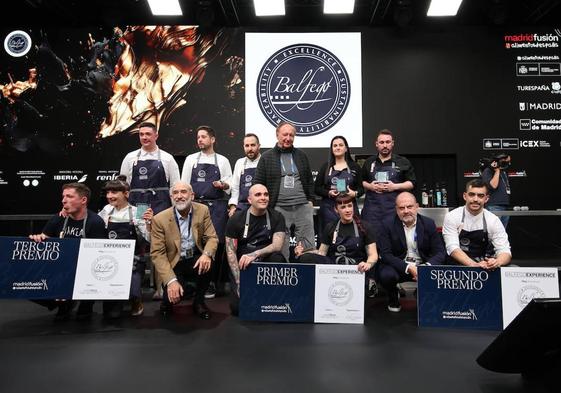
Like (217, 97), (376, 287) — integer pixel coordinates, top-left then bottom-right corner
(374, 263), (414, 293)
(162, 255), (210, 306)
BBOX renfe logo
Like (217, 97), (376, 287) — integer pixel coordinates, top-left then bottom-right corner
(256, 44), (350, 136)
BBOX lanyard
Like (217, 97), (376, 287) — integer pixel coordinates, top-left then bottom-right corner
(243, 209), (271, 238)
(280, 154), (296, 176)
(60, 214), (88, 238)
(174, 209), (193, 242)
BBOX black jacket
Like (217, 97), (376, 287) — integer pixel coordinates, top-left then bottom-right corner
(377, 213), (446, 273)
(254, 144), (314, 207)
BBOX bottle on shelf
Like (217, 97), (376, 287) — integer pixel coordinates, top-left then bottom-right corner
(441, 182), (448, 207)
(428, 187), (434, 207)
(421, 183), (429, 208)
(435, 182), (442, 207)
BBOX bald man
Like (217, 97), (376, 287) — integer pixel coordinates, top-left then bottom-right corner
(374, 192), (446, 312)
(150, 181), (218, 319)
(225, 184), (287, 315)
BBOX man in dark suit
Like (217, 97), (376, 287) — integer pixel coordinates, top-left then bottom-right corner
(150, 181), (218, 319)
(375, 192), (446, 312)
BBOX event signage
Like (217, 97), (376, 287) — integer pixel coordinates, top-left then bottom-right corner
(0, 236), (135, 300)
(418, 265), (559, 330)
(240, 263), (365, 324)
(500, 267), (559, 327)
(0, 237), (80, 299)
(245, 32), (362, 148)
(72, 239), (135, 300)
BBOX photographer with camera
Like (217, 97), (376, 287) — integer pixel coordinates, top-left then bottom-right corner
(480, 153), (511, 228)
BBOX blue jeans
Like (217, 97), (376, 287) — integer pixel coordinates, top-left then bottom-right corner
(486, 204), (509, 229)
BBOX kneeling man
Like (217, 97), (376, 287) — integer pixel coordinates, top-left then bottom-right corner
(376, 192), (446, 312)
(443, 179), (511, 269)
(150, 181), (218, 320)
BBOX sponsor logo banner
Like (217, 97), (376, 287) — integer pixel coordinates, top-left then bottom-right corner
(0, 237), (80, 299)
(418, 266), (503, 330)
(245, 33), (362, 148)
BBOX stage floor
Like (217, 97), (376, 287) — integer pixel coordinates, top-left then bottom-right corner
(0, 293), (557, 393)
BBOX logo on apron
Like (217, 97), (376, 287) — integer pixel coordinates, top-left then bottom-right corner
(108, 230), (118, 239)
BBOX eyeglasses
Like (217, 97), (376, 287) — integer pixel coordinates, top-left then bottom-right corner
(467, 192), (487, 198)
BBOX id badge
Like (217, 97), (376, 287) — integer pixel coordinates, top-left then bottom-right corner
(284, 175), (295, 189)
(375, 171), (389, 182)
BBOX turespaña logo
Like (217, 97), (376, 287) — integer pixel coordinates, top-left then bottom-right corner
(4, 30), (32, 57)
(257, 43), (350, 136)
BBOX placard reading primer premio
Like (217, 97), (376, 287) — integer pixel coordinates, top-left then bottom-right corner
(72, 239), (135, 300)
(245, 33), (362, 148)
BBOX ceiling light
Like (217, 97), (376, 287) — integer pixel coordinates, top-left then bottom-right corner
(147, 0), (182, 16)
(427, 0), (463, 16)
(254, 0), (285, 16)
(324, 0), (355, 14)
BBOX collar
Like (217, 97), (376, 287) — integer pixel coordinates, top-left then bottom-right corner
(376, 154), (393, 164)
(140, 146), (158, 155)
(275, 144), (294, 153)
(464, 206), (484, 219)
(175, 206), (192, 220)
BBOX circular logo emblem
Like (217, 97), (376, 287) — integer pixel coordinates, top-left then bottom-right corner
(336, 245), (346, 253)
(257, 44), (350, 136)
(91, 255), (118, 281)
(328, 281), (353, 306)
(198, 170), (206, 178)
(4, 30), (32, 57)
(460, 238), (471, 247)
(331, 176), (339, 185)
(138, 167), (148, 176)
(517, 285), (545, 308)
(108, 230), (118, 239)
(245, 174), (253, 183)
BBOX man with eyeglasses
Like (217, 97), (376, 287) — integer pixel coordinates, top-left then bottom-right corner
(442, 179), (511, 269)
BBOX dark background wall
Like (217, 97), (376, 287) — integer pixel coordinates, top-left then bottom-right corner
(1, 25), (560, 257)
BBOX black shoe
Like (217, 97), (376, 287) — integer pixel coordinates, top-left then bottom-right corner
(193, 303), (211, 320)
(76, 301), (94, 321)
(159, 303), (173, 317)
(54, 301), (74, 322)
(387, 288), (401, 313)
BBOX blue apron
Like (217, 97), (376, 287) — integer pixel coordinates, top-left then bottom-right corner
(361, 160), (401, 224)
(190, 152), (228, 241)
(327, 220), (366, 265)
(129, 149), (171, 215)
(106, 206), (143, 298)
(318, 166), (358, 233)
(237, 209), (272, 259)
(237, 158), (257, 211)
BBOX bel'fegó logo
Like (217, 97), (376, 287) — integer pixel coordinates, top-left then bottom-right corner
(4, 30), (32, 57)
(257, 43), (350, 136)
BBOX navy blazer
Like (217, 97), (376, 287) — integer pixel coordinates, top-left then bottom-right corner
(377, 213), (446, 273)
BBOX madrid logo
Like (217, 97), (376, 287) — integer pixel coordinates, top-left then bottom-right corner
(257, 44), (350, 136)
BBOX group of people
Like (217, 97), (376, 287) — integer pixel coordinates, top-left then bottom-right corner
(28, 120), (512, 321)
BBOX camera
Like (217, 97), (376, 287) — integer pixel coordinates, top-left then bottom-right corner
(479, 153), (511, 172)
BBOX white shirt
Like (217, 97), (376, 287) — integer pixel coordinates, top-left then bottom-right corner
(120, 147), (180, 186)
(442, 206), (511, 257)
(98, 204), (150, 242)
(228, 155), (260, 206)
(181, 151), (233, 195)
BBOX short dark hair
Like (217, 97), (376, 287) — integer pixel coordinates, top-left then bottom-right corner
(103, 175), (130, 193)
(466, 179), (488, 193)
(275, 121), (296, 134)
(138, 122), (157, 133)
(62, 182), (91, 201)
(377, 129), (393, 139)
(197, 125), (216, 138)
(244, 133), (260, 144)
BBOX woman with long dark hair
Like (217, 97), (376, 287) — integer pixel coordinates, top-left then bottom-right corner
(314, 135), (363, 235)
(295, 195), (377, 274)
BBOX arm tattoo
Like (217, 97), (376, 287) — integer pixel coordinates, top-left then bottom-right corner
(225, 237), (240, 284)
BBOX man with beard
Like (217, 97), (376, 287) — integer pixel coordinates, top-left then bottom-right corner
(150, 181), (218, 320)
(443, 179), (511, 269)
(375, 192), (446, 312)
(361, 129), (416, 228)
(29, 182), (107, 321)
(228, 133), (261, 216)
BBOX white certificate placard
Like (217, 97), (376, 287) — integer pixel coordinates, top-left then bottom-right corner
(72, 239), (135, 300)
(314, 264), (365, 324)
(501, 267), (559, 328)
